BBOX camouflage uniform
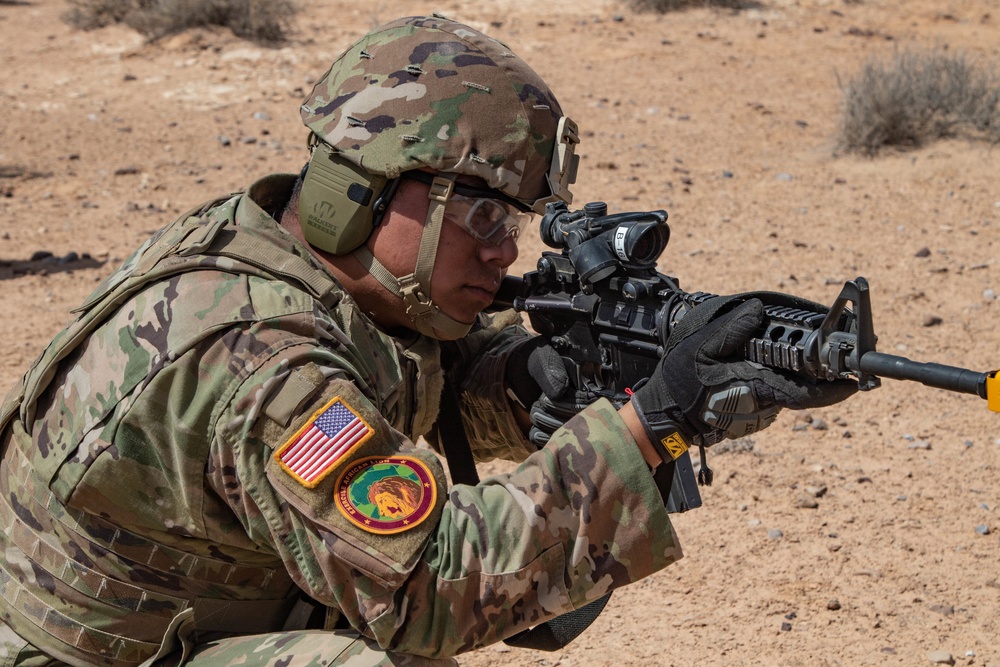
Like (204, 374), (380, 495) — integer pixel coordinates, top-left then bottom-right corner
(0, 174), (682, 666)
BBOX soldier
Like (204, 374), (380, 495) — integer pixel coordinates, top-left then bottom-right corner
(0, 15), (854, 667)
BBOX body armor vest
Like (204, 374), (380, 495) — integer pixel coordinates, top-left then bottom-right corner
(0, 192), (346, 666)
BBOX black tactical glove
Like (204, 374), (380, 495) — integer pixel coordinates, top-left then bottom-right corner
(505, 336), (571, 411)
(506, 337), (602, 447)
(631, 296), (858, 464)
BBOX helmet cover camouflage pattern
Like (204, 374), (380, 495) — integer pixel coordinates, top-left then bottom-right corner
(300, 15), (568, 211)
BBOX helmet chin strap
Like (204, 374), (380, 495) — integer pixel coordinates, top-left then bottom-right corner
(353, 173), (475, 340)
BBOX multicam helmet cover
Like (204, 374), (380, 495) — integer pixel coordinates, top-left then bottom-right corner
(300, 14), (576, 213)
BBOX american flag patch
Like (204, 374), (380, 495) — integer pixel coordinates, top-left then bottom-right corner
(274, 396), (374, 488)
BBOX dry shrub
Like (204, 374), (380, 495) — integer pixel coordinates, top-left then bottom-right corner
(62, 0), (146, 29)
(838, 48), (1000, 155)
(63, 0), (295, 44)
(629, 0), (751, 11)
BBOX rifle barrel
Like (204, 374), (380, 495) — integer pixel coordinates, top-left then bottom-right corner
(857, 351), (989, 398)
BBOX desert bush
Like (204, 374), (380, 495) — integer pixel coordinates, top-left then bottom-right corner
(838, 48), (1000, 155)
(628, 0), (750, 11)
(63, 0), (295, 44)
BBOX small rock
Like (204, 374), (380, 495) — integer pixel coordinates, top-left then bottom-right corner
(827, 599), (841, 610)
(984, 289), (996, 300)
(612, 13), (624, 21)
(929, 604), (954, 617)
(903, 434), (915, 442)
(976, 524), (990, 535)
(767, 528), (783, 540)
(811, 418), (828, 430)
(915, 246), (932, 258)
(252, 111), (271, 121)
(780, 622), (792, 631)
(927, 650), (954, 665)
(30, 250), (53, 262)
(795, 495), (819, 509)
(923, 315), (943, 327)
(791, 423), (809, 432)
(805, 485), (828, 498)
(722, 170), (734, 178)
(776, 172), (793, 181)
(908, 440), (932, 450)
(217, 135), (232, 147)
(114, 166), (140, 176)
(57, 252), (79, 264)
(748, 518), (760, 526)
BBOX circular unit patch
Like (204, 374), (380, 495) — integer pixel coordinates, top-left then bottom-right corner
(335, 456), (437, 534)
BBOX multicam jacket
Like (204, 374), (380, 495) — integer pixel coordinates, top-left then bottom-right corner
(0, 175), (682, 666)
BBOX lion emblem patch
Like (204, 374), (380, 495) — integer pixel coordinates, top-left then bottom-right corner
(334, 456), (437, 534)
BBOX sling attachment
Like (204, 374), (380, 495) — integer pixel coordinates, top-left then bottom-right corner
(435, 379), (611, 651)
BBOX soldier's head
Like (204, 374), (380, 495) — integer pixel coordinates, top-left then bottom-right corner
(296, 15), (579, 339)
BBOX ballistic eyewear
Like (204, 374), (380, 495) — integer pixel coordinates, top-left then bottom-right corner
(402, 171), (535, 247)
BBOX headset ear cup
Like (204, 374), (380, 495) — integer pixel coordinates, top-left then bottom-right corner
(298, 144), (387, 255)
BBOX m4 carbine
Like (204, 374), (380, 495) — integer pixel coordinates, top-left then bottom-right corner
(493, 200), (1000, 513)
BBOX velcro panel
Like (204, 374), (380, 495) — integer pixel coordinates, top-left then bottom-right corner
(264, 378), (445, 581)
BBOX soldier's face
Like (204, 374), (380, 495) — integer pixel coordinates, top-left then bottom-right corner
(370, 176), (519, 327)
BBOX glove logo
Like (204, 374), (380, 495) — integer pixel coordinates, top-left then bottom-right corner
(335, 456), (437, 534)
(660, 432), (689, 460)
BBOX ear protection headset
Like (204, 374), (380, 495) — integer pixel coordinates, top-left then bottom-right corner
(297, 139), (400, 255)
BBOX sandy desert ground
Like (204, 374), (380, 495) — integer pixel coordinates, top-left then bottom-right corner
(1, 0), (999, 665)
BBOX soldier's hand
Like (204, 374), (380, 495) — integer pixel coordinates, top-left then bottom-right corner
(506, 336), (610, 447)
(505, 336), (570, 410)
(631, 296), (857, 461)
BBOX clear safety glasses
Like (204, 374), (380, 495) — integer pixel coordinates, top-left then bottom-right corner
(400, 171), (535, 247)
(443, 193), (534, 247)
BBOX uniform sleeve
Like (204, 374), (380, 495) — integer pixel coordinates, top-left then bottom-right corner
(212, 332), (682, 659)
(441, 308), (539, 463)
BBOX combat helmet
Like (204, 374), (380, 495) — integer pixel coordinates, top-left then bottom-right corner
(298, 14), (580, 339)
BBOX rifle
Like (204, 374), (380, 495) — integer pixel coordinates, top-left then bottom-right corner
(493, 200), (1000, 514)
